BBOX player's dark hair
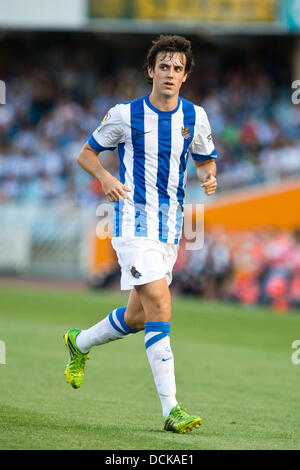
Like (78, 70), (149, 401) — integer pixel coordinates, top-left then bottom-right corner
(143, 34), (194, 84)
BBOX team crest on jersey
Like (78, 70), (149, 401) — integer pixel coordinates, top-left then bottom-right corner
(130, 266), (142, 279)
(181, 126), (191, 140)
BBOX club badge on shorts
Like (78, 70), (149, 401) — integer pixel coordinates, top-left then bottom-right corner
(130, 266), (142, 279)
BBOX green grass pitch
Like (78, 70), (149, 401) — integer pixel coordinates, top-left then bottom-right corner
(1, 284), (300, 450)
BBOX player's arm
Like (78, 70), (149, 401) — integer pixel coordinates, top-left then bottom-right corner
(194, 158), (217, 196)
(77, 142), (131, 202)
(77, 106), (131, 202)
(191, 107), (218, 196)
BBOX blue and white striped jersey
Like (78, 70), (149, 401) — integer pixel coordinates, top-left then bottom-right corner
(88, 94), (217, 245)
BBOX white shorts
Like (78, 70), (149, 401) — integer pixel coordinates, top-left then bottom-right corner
(111, 237), (179, 291)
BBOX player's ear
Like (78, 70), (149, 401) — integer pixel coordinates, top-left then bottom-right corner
(182, 73), (188, 83)
(148, 66), (154, 79)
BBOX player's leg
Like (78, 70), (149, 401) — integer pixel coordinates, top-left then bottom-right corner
(75, 288), (144, 352)
(135, 277), (172, 322)
(135, 278), (202, 433)
(64, 289), (144, 389)
(135, 278), (177, 417)
(124, 287), (145, 331)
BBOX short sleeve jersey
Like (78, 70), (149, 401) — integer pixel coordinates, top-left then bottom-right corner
(88, 94), (217, 244)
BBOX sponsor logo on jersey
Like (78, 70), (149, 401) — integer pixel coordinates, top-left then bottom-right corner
(207, 133), (212, 142)
(136, 130), (150, 136)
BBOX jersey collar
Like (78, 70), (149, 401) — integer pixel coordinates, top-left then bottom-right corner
(144, 94), (181, 115)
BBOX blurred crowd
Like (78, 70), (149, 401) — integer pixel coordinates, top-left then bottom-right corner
(172, 226), (300, 311)
(0, 34), (300, 203)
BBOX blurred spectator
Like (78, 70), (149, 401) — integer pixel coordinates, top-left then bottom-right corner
(173, 228), (231, 299)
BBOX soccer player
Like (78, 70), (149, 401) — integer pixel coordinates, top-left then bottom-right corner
(64, 35), (218, 433)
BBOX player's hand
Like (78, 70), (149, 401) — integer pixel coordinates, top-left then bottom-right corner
(201, 170), (217, 196)
(99, 172), (131, 202)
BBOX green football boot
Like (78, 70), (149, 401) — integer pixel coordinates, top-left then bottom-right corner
(63, 328), (89, 389)
(164, 404), (202, 434)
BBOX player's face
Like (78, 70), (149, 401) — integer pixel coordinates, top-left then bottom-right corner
(148, 51), (187, 98)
